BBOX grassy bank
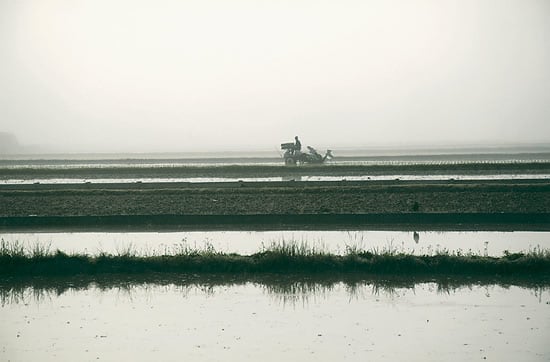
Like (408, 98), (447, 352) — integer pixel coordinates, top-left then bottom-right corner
(1, 240), (549, 278)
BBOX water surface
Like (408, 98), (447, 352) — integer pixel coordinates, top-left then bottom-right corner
(2, 230), (549, 257)
(2, 173), (550, 185)
(1, 277), (548, 361)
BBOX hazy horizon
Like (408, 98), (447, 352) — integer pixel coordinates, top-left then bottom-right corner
(3, 131), (550, 159)
(2, 0), (549, 154)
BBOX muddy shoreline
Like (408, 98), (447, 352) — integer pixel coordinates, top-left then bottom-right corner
(1, 213), (550, 232)
(2, 162), (550, 180)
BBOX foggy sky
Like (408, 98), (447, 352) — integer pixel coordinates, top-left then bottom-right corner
(1, 0), (549, 153)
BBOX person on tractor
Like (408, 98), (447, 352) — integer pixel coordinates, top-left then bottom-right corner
(294, 136), (301, 154)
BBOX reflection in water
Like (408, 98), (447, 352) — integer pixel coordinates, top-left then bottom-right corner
(281, 175), (302, 182)
(1, 274), (549, 361)
(1, 274), (549, 307)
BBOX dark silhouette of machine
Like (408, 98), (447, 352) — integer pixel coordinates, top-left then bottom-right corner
(280, 141), (333, 165)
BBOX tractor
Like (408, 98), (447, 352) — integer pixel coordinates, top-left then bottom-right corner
(280, 142), (333, 165)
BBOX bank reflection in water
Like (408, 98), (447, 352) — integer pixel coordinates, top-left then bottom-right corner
(1, 275), (549, 361)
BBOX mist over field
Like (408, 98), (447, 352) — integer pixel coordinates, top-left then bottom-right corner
(1, 0), (549, 154)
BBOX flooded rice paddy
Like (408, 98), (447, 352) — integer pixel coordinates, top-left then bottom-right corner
(1, 277), (549, 361)
(2, 152), (549, 360)
(2, 150), (549, 185)
(1, 230), (549, 257)
(1, 149), (549, 168)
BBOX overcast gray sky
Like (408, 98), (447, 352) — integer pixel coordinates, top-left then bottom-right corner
(1, 0), (549, 153)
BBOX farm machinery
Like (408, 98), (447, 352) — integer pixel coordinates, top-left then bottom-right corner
(280, 142), (333, 165)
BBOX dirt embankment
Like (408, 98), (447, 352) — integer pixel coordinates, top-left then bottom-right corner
(1, 180), (550, 217)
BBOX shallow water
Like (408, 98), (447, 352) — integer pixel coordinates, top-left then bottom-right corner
(2, 173), (550, 185)
(1, 230), (549, 257)
(1, 278), (548, 361)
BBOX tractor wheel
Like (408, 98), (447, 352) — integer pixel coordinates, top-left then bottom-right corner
(285, 157), (296, 166)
